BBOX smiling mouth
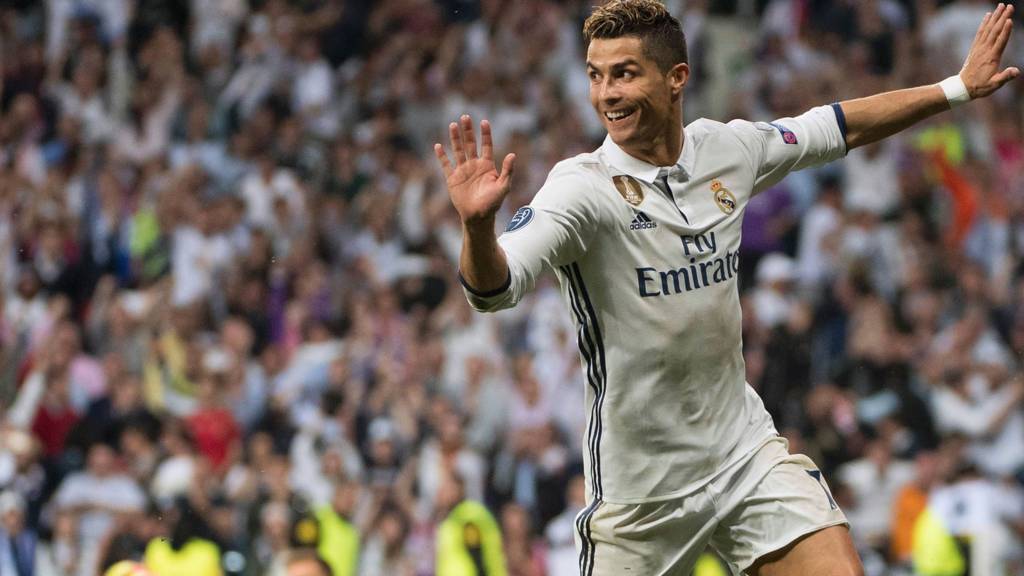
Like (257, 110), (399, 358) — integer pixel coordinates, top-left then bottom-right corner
(604, 108), (637, 123)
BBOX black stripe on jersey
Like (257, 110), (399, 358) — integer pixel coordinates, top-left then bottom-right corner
(638, 212), (651, 223)
(572, 263), (607, 497)
(575, 503), (588, 575)
(576, 499), (600, 576)
(563, 263), (605, 576)
(458, 268), (511, 297)
(830, 102), (848, 142)
(565, 266), (603, 499)
(561, 265), (603, 497)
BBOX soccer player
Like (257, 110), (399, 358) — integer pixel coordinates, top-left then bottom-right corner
(433, 1), (1019, 574)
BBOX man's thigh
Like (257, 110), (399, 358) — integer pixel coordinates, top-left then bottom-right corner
(746, 525), (863, 576)
(574, 491), (716, 576)
(709, 443), (855, 575)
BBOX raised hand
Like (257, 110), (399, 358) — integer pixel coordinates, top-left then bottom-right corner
(961, 2), (1021, 99)
(434, 115), (516, 226)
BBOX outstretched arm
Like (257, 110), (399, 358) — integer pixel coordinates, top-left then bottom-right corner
(840, 3), (1019, 150)
(434, 115), (517, 294)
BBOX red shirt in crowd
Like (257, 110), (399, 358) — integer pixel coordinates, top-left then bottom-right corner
(32, 405), (79, 457)
(186, 408), (240, 471)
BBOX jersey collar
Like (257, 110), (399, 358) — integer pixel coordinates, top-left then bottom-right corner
(601, 126), (694, 184)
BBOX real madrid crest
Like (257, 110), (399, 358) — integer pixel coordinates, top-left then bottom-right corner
(711, 179), (736, 215)
(612, 175), (645, 206)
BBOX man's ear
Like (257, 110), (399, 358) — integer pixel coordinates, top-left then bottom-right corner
(668, 62), (690, 98)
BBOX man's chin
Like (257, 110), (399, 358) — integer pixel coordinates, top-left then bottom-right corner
(606, 127), (639, 148)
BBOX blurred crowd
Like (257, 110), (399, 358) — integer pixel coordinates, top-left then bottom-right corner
(0, 0), (1023, 575)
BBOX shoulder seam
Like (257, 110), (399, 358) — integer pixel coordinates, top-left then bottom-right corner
(721, 120), (761, 179)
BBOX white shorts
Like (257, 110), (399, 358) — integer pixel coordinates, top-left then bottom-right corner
(573, 437), (848, 576)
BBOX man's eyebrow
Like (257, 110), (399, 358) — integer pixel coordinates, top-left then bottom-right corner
(586, 59), (641, 71)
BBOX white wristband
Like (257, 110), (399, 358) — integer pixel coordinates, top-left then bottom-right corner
(938, 75), (971, 108)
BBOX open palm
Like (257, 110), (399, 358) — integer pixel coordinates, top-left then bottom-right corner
(961, 2), (1020, 99)
(434, 115), (516, 225)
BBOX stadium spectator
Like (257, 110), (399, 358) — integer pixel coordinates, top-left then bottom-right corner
(837, 437), (916, 550)
(313, 479), (361, 576)
(435, 473), (506, 576)
(143, 500), (222, 576)
(0, 490), (37, 576)
(499, 502), (545, 576)
(53, 443), (145, 576)
(543, 473), (584, 575)
(913, 462), (1024, 576)
(357, 501), (413, 575)
(890, 450), (942, 567)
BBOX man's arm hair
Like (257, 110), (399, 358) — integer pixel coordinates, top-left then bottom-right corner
(838, 85), (949, 150)
(839, 3), (1019, 150)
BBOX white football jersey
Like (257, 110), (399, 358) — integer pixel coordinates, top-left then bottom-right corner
(463, 105), (848, 504)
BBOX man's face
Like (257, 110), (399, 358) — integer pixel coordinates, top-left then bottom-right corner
(587, 36), (687, 150)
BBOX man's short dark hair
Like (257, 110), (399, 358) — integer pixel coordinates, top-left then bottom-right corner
(583, 0), (688, 72)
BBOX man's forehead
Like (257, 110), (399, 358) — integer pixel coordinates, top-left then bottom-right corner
(586, 36), (648, 68)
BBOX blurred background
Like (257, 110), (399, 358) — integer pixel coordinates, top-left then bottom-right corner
(1, 0), (1023, 575)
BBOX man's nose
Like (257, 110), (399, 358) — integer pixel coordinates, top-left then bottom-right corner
(599, 79), (621, 104)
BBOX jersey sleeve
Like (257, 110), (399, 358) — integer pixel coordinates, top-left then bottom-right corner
(462, 162), (599, 312)
(727, 104), (848, 195)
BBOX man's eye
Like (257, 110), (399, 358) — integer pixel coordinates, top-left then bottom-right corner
(622, 70), (635, 79)
(589, 72), (600, 82)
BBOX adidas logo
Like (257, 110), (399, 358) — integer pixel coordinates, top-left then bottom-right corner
(629, 211), (657, 231)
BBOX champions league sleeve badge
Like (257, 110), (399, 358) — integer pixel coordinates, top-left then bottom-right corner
(711, 180), (737, 214)
(505, 206), (534, 232)
(769, 122), (799, 145)
(612, 175), (645, 206)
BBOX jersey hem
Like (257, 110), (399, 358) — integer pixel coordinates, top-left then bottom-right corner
(591, 433), (782, 505)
